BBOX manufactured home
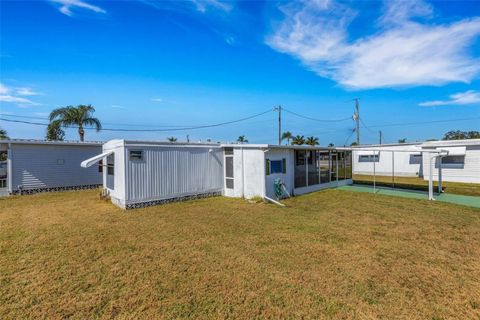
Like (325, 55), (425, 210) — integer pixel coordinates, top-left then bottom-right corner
(353, 143), (422, 177)
(0, 139), (103, 195)
(352, 139), (480, 184)
(81, 140), (353, 209)
(421, 139), (480, 184)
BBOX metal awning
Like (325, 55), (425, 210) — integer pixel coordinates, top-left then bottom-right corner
(437, 146), (466, 156)
(81, 151), (113, 168)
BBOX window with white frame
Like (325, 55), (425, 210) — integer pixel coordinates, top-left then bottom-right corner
(359, 154), (379, 162)
(437, 155), (465, 169)
(129, 150), (143, 161)
(107, 154), (115, 175)
(224, 148), (234, 189)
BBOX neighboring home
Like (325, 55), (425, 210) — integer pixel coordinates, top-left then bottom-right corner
(0, 139), (103, 195)
(81, 139), (353, 209)
(421, 139), (480, 184)
(353, 143), (422, 177)
(352, 139), (480, 184)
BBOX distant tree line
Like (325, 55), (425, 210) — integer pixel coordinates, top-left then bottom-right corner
(281, 131), (320, 146)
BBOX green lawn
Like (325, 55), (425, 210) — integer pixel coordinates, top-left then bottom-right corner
(354, 174), (480, 197)
(1, 189), (480, 319)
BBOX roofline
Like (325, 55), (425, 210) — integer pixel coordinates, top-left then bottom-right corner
(0, 139), (103, 146)
(221, 144), (335, 150)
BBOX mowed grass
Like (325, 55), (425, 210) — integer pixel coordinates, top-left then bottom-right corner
(354, 174), (480, 197)
(1, 189), (480, 319)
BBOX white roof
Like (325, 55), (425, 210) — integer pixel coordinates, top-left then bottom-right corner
(0, 139), (103, 146)
(421, 139), (480, 148)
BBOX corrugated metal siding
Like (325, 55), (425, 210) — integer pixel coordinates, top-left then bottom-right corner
(11, 144), (102, 190)
(423, 145), (480, 183)
(125, 146), (223, 202)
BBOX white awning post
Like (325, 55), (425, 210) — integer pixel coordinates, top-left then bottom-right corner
(373, 151), (376, 194)
(428, 155), (434, 200)
(438, 156), (443, 194)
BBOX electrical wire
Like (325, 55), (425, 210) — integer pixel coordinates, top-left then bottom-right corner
(282, 108), (352, 122)
(0, 108), (274, 132)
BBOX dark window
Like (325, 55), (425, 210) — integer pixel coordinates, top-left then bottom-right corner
(270, 160), (283, 174)
(409, 154), (422, 164)
(107, 154), (114, 175)
(224, 148), (233, 155)
(442, 155), (464, 164)
(437, 155), (465, 169)
(359, 154), (379, 162)
(129, 150), (143, 161)
(98, 159), (103, 173)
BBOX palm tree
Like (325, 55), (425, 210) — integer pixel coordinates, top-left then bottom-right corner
(167, 136), (177, 142)
(328, 143), (334, 148)
(237, 135), (248, 144)
(281, 131), (293, 145)
(0, 127), (8, 140)
(291, 135), (305, 145)
(49, 105), (101, 142)
(305, 136), (319, 146)
(45, 121), (65, 141)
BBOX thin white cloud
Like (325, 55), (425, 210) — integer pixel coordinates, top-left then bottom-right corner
(16, 87), (41, 96)
(0, 83), (9, 95)
(151, 98), (163, 102)
(419, 90), (480, 106)
(111, 104), (126, 109)
(266, 0), (480, 90)
(191, 0), (232, 13)
(0, 83), (41, 106)
(49, 0), (106, 17)
(0, 95), (39, 105)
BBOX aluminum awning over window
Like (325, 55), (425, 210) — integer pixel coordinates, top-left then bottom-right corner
(81, 151), (113, 168)
(437, 146), (466, 156)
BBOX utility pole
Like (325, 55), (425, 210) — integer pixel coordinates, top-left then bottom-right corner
(353, 98), (360, 145)
(274, 105), (282, 145)
(186, 134), (190, 143)
(379, 131), (382, 144)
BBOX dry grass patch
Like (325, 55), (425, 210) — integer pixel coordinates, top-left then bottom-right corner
(1, 189), (480, 319)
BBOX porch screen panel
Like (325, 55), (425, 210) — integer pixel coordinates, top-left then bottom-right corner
(319, 152), (330, 183)
(345, 151), (352, 179)
(307, 150), (320, 185)
(294, 150), (306, 188)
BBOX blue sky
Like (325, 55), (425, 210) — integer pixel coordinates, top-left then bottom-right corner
(0, 0), (479, 145)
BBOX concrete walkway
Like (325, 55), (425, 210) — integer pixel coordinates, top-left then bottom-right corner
(338, 184), (480, 209)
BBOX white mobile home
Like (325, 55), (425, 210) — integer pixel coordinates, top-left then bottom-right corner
(0, 139), (103, 195)
(352, 139), (480, 184)
(421, 139), (480, 184)
(82, 140), (353, 209)
(353, 143), (423, 177)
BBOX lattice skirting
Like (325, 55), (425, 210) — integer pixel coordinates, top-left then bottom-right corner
(125, 191), (222, 210)
(11, 184), (102, 195)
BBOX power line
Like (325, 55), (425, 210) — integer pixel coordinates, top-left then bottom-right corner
(0, 109), (274, 132)
(0, 113), (276, 128)
(282, 108), (352, 122)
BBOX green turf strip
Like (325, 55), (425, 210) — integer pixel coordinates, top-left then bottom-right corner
(338, 185), (480, 208)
